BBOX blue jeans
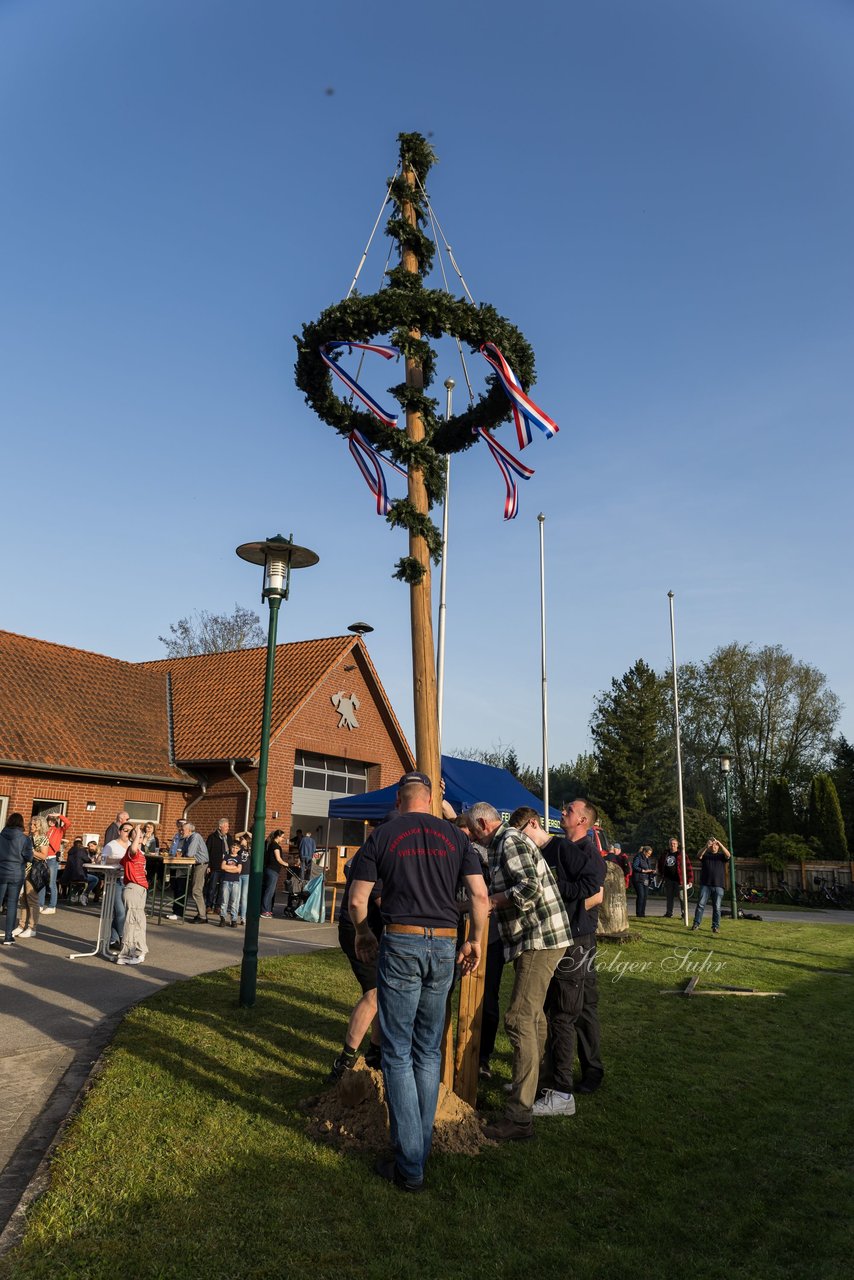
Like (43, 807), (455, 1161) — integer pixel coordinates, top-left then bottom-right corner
(693, 885), (724, 930)
(237, 876), (249, 921)
(261, 867), (279, 914)
(377, 930), (457, 1185)
(632, 875), (648, 917)
(0, 878), (24, 942)
(111, 877), (126, 945)
(220, 880), (240, 921)
(38, 857), (59, 909)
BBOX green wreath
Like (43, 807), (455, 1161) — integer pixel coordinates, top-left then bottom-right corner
(293, 133), (539, 583)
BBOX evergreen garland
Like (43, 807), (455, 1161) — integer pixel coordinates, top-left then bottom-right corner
(293, 132), (539, 584)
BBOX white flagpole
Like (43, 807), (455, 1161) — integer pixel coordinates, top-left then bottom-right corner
(436, 378), (455, 750)
(668, 590), (690, 925)
(539, 514), (550, 831)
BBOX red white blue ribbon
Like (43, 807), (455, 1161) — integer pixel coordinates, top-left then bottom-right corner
(475, 428), (535, 521)
(348, 429), (407, 515)
(320, 342), (400, 427)
(480, 342), (559, 450)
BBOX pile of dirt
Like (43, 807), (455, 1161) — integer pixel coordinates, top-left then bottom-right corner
(303, 1059), (491, 1157)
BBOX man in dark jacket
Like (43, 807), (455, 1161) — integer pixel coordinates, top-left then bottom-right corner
(514, 801), (606, 1110)
(205, 819), (230, 912)
(0, 814), (31, 946)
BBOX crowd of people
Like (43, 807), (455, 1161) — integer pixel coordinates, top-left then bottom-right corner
(325, 772), (608, 1191)
(325, 772), (740, 1192)
(0, 808), (322, 956)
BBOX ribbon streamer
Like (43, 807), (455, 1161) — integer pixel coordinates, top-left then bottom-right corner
(480, 342), (559, 450)
(348, 429), (407, 515)
(320, 341), (400, 427)
(475, 428), (535, 520)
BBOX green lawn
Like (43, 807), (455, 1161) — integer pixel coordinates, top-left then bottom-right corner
(3, 919), (853, 1280)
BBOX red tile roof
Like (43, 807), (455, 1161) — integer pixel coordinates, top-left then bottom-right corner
(0, 631), (412, 780)
(0, 631), (191, 783)
(145, 636), (358, 762)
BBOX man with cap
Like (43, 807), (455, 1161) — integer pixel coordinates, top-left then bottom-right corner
(348, 770), (488, 1192)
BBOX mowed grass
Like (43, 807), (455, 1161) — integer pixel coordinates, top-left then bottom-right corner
(2, 919), (853, 1280)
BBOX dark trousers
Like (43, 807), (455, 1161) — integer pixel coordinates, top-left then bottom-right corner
(261, 866), (279, 914)
(205, 869), (221, 910)
(479, 938), (506, 1065)
(664, 879), (680, 917)
(632, 875), (648, 916)
(545, 933), (603, 1094)
(0, 878), (24, 943)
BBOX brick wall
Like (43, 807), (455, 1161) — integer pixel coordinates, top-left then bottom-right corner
(0, 769), (192, 848)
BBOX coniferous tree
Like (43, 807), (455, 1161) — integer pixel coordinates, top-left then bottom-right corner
(830, 736), (854, 849)
(590, 659), (673, 838)
(767, 778), (796, 834)
(807, 773), (849, 859)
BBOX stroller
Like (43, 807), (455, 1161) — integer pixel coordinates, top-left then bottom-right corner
(281, 868), (309, 919)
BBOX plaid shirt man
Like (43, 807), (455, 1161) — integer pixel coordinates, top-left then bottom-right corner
(488, 823), (571, 962)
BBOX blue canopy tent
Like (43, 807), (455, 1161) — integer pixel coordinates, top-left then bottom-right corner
(328, 754), (562, 833)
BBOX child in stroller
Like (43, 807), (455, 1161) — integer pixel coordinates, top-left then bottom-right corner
(282, 850), (309, 919)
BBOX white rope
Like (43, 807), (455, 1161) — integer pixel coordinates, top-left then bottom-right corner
(424, 198), (476, 405)
(348, 240), (396, 405)
(345, 164), (400, 300)
(415, 173), (478, 307)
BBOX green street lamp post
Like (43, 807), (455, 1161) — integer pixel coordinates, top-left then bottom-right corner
(720, 752), (737, 921)
(236, 534), (319, 1008)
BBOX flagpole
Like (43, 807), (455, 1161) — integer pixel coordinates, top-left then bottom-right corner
(668, 590), (690, 926)
(539, 513), (550, 831)
(436, 378), (455, 751)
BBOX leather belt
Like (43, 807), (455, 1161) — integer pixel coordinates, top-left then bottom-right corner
(386, 923), (457, 938)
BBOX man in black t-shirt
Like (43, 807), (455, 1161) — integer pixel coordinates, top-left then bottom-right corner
(691, 838), (731, 933)
(518, 800), (607, 1108)
(349, 771), (487, 1193)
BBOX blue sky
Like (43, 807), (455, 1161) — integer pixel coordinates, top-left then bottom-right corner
(1, 0), (852, 769)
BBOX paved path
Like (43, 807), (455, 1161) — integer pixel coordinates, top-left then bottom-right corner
(0, 901), (337, 1238)
(628, 895), (854, 927)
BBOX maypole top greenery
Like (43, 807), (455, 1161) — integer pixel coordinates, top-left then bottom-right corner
(293, 131), (538, 582)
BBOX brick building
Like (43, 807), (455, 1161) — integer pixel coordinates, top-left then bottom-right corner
(0, 630), (412, 850)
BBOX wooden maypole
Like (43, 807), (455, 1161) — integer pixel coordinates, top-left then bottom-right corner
(400, 156), (442, 817)
(295, 132), (548, 1104)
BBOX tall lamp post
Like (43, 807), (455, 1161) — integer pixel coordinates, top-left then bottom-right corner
(720, 752), (737, 921)
(236, 533), (319, 1007)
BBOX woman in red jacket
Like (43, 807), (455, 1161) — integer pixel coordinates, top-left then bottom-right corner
(117, 826), (149, 966)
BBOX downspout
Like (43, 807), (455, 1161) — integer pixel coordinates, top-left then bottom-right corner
(230, 759), (252, 831)
(183, 775), (208, 821)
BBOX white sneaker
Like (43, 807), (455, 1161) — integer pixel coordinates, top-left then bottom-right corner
(79, 893), (88, 907)
(532, 1089), (576, 1117)
(12, 926), (23, 937)
(18, 928), (36, 939)
(42, 907), (56, 915)
(124, 955), (144, 965)
(166, 913), (178, 921)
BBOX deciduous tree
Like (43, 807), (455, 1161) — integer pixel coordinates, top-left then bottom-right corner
(158, 604), (265, 658)
(678, 643), (840, 833)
